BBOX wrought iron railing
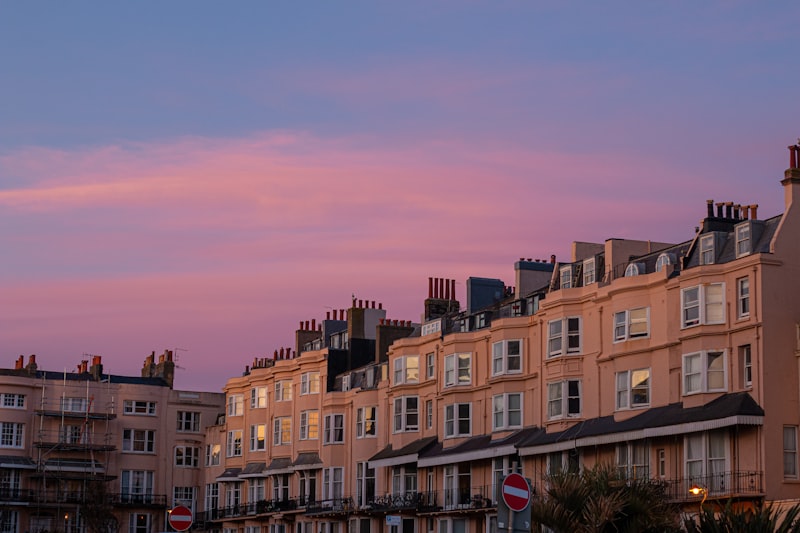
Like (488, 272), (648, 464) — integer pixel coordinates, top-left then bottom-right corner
(663, 471), (763, 502)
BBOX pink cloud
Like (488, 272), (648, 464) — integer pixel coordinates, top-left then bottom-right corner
(0, 130), (789, 390)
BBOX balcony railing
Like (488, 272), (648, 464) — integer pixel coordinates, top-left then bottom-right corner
(112, 493), (168, 507)
(305, 497), (354, 515)
(663, 471), (763, 502)
(203, 498), (301, 521)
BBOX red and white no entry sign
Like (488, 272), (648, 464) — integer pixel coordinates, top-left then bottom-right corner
(501, 473), (531, 512)
(168, 505), (193, 531)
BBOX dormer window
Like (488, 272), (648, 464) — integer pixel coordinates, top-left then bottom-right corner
(560, 266), (572, 289)
(624, 263), (644, 277)
(583, 258), (596, 285)
(736, 223), (751, 258)
(655, 253), (674, 272)
(700, 234), (715, 265)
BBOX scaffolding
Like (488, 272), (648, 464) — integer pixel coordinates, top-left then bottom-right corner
(30, 370), (117, 533)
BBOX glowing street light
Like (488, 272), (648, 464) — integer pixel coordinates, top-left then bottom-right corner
(689, 484), (708, 513)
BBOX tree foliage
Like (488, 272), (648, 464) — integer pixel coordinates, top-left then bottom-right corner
(79, 480), (119, 533)
(529, 463), (681, 533)
(684, 501), (800, 533)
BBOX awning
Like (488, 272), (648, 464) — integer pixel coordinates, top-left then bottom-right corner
(0, 456), (36, 469)
(293, 452), (323, 471)
(216, 467), (242, 481)
(264, 457), (294, 475)
(419, 428), (540, 467)
(240, 462), (268, 478)
(369, 436), (437, 469)
(518, 392), (764, 456)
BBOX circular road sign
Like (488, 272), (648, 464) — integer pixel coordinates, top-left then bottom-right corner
(169, 505), (193, 532)
(501, 473), (531, 512)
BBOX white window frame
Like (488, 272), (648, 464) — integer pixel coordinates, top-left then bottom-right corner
(205, 443), (220, 466)
(547, 317), (582, 357)
(443, 464), (470, 509)
(122, 429), (155, 453)
(559, 265), (572, 289)
(174, 446), (200, 468)
(226, 429), (243, 457)
(492, 340), (522, 376)
(736, 223), (751, 258)
(624, 263), (644, 277)
(393, 396), (419, 433)
(248, 479), (265, 503)
(685, 430), (728, 493)
(737, 277), (750, 318)
(426, 399), (433, 429)
(655, 253), (673, 272)
(700, 234), (715, 265)
(301, 372), (320, 395)
(444, 403), (472, 438)
(785, 426), (798, 479)
(443, 353), (471, 387)
(275, 380), (292, 402)
(393, 355), (420, 385)
(0, 393), (25, 409)
(322, 467), (344, 501)
(547, 380), (581, 420)
(323, 414), (345, 444)
(681, 283), (725, 328)
(613, 307), (649, 341)
(123, 400), (156, 416)
(492, 393), (522, 430)
(356, 406), (377, 438)
(355, 461), (375, 508)
(683, 350), (727, 395)
(616, 441), (649, 480)
(583, 258), (596, 285)
(426, 352), (435, 379)
(615, 369), (650, 410)
(299, 411), (319, 441)
(177, 411), (200, 432)
(251, 386), (267, 408)
(273, 417), (291, 446)
(227, 394), (243, 416)
(741, 344), (752, 388)
(250, 424), (267, 450)
(0, 422), (24, 448)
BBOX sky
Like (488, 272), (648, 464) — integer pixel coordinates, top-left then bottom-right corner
(2, 2), (799, 392)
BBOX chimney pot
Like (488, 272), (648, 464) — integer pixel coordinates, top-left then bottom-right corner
(550, 254), (556, 264)
(751, 204), (759, 220)
(379, 302), (383, 310)
(707, 199), (714, 218)
(451, 279), (456, 300)
(716, 202), (724, 217)
(428, 277), (433, 298)
(311, 318), (316, 330)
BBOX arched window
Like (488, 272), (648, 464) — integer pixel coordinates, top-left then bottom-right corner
(655, 253), (675, 272)
(624, 263), (644, 277)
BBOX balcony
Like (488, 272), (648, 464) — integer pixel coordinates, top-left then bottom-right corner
(362, 487), (494, 515)
(112, 493), (168, 507)
(305, 497), (354, 516)
(663, 471), (763, 502)
(204, 498), (301, 521)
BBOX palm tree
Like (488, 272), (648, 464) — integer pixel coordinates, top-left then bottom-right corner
(529, 463), (681, 533)
(684, 501), (800, 533)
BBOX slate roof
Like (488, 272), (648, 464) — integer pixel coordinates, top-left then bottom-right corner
(241, 462), (268, 476)
(293, 452), (323, 469)
(518, 392), (763, 450)
(369, 436), (438, 462)
(421, 426), (541, 462)
(216, 467), (242, 481)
